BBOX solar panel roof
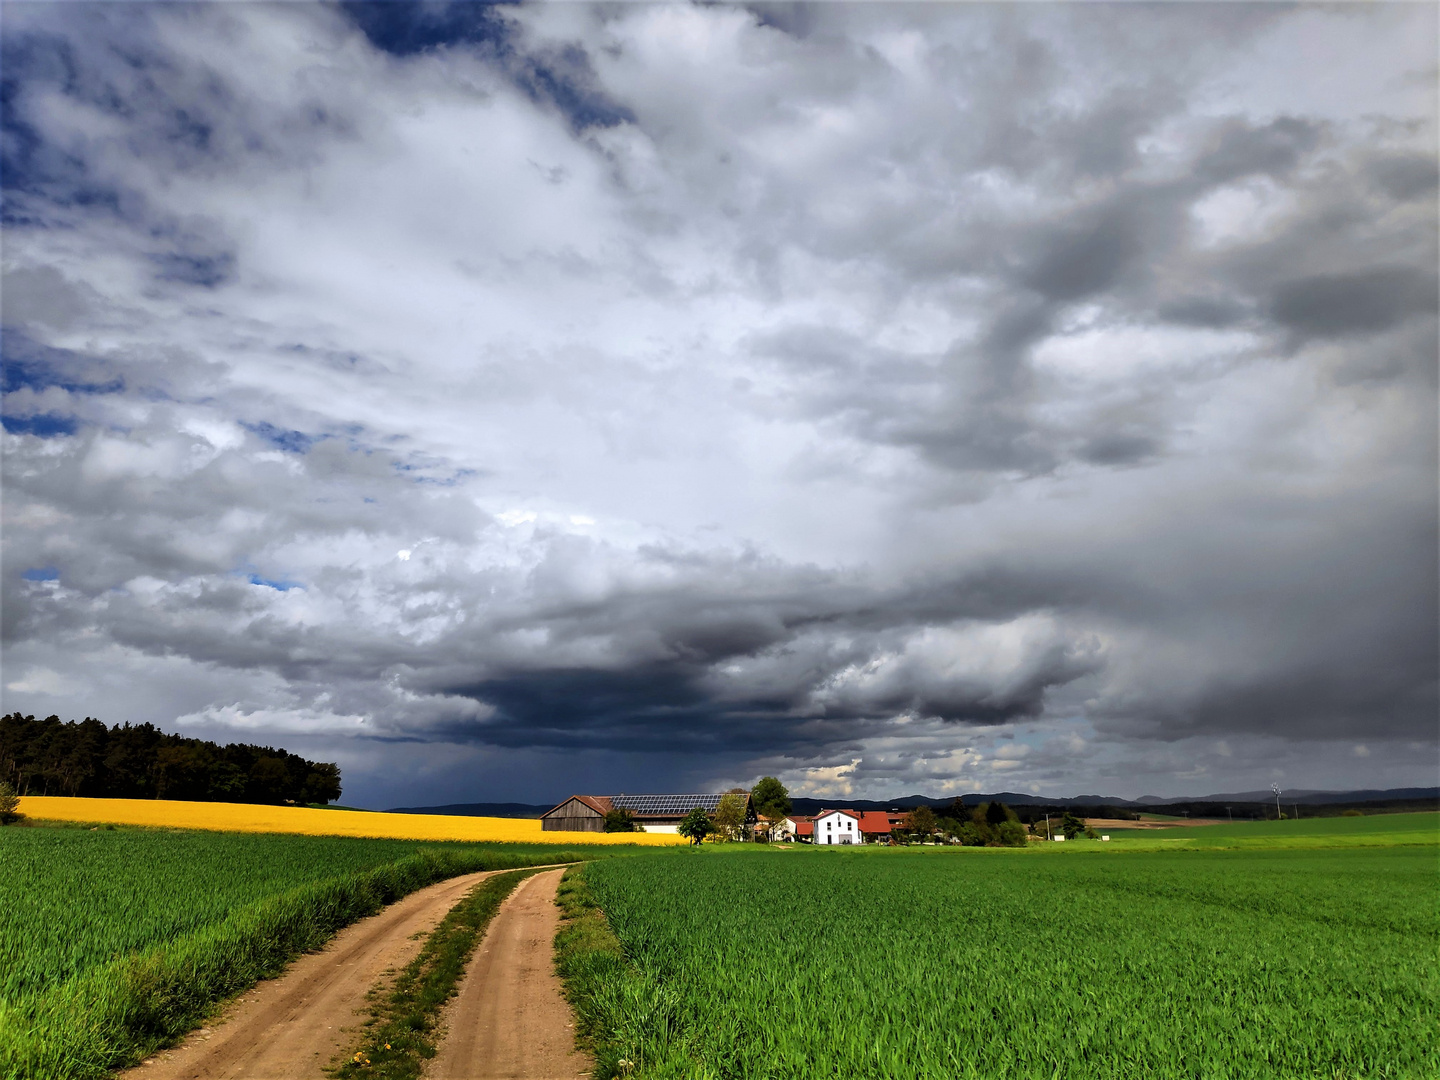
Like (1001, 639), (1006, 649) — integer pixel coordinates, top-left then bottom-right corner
(608, 793), (737, 816)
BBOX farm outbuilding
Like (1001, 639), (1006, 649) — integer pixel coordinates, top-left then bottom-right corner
(540, 795), (614, 832)
(541, 792), (755, 833)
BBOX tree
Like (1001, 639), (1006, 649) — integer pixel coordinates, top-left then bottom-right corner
(751, 776), (791, 840)
(0, 780), (20, 824)
(713, 792), (747, 841)
(301, 761), (342, 805)
(985, 800), (1010, 826)
(678, 807), (712, 846)
(604, 807), (637, 832)
(996, 820), (1029, 847)
(904, 804), (937, 842)
(1061, 812), (1085, 840)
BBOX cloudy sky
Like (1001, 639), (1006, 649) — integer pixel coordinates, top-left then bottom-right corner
(2, 2), (1436, 808)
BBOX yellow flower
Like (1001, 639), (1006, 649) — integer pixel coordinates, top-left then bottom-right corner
(17, 795), (685, 845)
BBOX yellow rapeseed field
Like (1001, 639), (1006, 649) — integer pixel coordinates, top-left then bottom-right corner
(17, 796), (684, 845)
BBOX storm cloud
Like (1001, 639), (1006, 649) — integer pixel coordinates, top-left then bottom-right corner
(2, 2), (1435, 806)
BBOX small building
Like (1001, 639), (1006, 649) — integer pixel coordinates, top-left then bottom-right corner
(540, 795), (615, 833)
(814, 808), (862, 845)
(794, 809), (907, 844)
(541, 792), (754, 834)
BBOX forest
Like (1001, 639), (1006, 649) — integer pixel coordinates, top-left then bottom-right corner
(0, 713), (341, 805)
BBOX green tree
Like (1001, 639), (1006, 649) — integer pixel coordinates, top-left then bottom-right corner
(713, 792), (747, 841)
(604, 808), (637, 832)
(904, 804), (937, 842)
(996, 820), (1029, 847)
(0, 780), (20, 824)
(985, 800), (1010, 825)
(678, 806), (713, 846)
(751, 776), (791, 839)
(301, 761), (342, 805)
(1061, 812), (1085, 840)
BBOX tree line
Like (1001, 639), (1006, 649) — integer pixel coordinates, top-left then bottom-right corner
(0, 713), (342, 805)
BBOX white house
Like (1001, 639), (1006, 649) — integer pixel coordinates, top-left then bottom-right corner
(814, 808), (861, 845)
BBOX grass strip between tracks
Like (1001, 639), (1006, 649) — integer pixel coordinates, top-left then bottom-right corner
(553, 864), (645, 1080)
(333, 867), (548, 1080)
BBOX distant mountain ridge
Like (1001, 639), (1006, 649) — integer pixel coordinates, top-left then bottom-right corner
(388, 787), (1439, 817)
(388, 801), (551, 818)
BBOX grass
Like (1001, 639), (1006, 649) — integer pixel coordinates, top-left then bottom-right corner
(553, 865), (632, 1078)
(562, 838), (1438, 1079)
(333, 868), (545, 1080)
(1083, 810), (1440, 851)
(0, 825), (600, 1080)
(17, 795), (682, 845)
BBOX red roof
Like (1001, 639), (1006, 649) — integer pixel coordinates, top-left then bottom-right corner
(809, 809), (903, 836)
(855, 811), (895, 835)
(569, 795), (614, 815)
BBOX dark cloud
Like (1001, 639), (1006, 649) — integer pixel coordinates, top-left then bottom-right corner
(1195, 116), (1323, 184)
(1269, 266), (1438, 342)
(1367, 151), (1440, 202)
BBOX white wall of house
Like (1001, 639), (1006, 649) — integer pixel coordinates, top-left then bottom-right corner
(641, 823), (678, 834)
(815, 810), (860, 845)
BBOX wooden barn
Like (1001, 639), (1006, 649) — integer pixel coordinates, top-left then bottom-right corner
(540, 795), (614, 832)
(541, 792), (754, 834)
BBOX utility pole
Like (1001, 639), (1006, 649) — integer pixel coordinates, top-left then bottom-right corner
(1271, 783), (1283, 821)
(1226, 806), (1233, 823)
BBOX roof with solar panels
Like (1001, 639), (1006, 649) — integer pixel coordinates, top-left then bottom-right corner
(541, 791), (754, 831)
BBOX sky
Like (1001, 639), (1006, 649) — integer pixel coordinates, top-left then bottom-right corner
(1, 1), (1436, 809)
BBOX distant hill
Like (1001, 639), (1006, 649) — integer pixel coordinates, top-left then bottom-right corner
(387, 801), (552, 818)
(1136, 787), (1440, 805)
(389, 787), (1438, 820)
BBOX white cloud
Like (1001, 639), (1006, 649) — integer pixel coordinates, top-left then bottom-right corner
(1, 2), (1433, 805)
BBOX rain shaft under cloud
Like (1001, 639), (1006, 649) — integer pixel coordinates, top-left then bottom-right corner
(2, 2), (1435, 807)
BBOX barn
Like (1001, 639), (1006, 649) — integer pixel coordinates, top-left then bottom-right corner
(541, 792), (754, 833)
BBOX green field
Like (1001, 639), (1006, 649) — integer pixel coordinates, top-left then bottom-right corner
(0, 825), (598, 1080)
(568, 826), (1439, 1079)
(1084, 810), (1440, 851)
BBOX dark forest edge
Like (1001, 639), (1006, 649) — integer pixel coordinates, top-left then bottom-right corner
(0, 713), (341, 805)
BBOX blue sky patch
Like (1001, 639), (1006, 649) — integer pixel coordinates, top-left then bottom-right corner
(243, 420), (321, 454)
(21, 566), (60, 582)
(2, 335), (125, 397)
(150, 250), (235, 288)
(247, 573), (300, 591)
(2, 412), (78, 437)
(340, 1), (511, 57)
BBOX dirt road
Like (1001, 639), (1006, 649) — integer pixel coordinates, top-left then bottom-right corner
(426, 868), (591, 1080)
(122, 869), (524, 1080)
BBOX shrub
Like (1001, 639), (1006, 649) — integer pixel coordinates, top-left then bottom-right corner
(603, 808), (636, 832)
(0, 781), (20, 824)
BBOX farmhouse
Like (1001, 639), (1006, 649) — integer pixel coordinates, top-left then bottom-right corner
(541, 792), (754, 833)
(790, 809), (907, 844)
(814, 808), (861, 845)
